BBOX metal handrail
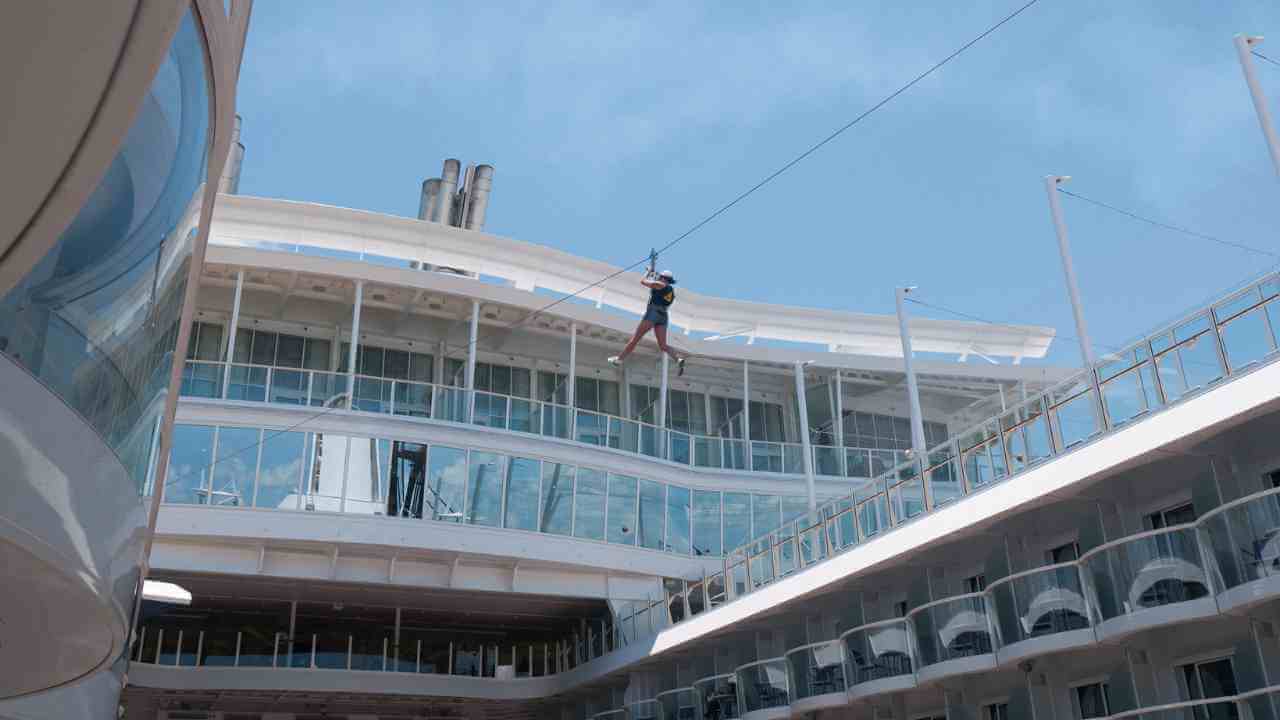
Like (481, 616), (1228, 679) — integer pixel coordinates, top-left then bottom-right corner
(904, 589), (989, 619)
(1076, 522), (1200, 564)
(561, 270), (1280, 667)
(983, 560), (1085, 591)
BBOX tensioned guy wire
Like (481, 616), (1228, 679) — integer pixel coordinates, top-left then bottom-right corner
(162, 0), (1046, 489)
(1253, 50), (1280, 69)
(1056, 188), (1280, 260)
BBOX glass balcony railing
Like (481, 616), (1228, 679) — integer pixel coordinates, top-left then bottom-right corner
(657, 688), (699, 720)
(1099, 686), (1280, 720)
(1200, 487), (1280, 594)
(625, 700), (662, 720)
(988, 562), (1091, 648)
(785, 640), (846, 700)
(132, 624), (562, 678)
(694, 674), (740, 720)
(908, 593), (994, 668)
(181, 360), (892, 479)
(735, 657), (790, 714)
(840, 618), (914, 688)
(1082, 525), (1212, 624)
(582, 271), (1280, 653)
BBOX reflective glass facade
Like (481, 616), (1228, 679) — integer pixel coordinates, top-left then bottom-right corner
(0, 11), (210, 492)
(165, 422), (811, 555)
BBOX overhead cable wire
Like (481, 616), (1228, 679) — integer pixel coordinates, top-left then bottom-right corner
(161, 0), (1046, 492)
(645, 0), (1044, 264)
(1056, 188), (1280, 259)
(1253, 50), (1280, 68)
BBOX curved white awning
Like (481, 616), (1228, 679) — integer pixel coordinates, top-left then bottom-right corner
(210, 196), (1056, 361)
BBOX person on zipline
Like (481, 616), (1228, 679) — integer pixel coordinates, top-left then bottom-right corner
(609, 269), (686, 375)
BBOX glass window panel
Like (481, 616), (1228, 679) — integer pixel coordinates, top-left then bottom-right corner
(359, 346), (384, 377)
(248, 330), (276, 366)
(766, 404), (785, 442)
(491, 365), (512, 395)
(573, 469), (606, 541)
(504, 456), (541, 531)
(426, 446), (467, 522)
(166, 424), (214, 504)
(782, 496), (809, 525)
(576, 376), (597, 411)
(539, 463), (575, 535)
(752, 494), (781, 539)
(254, 431), (304, 509)
(466, 451), (505, 527)
(193, 322), (223, 360)
(723, 492), (752, 550)
(233, 327), (253, 363)
(408, 352), (434, 383)
(276, 334), (304, 368)
(511, 367), (531, 397)
(540, 371), (567, 404)
(638, 479), (666, 550)
(337, 342), (351, 373)
(209, 427), (260, 507)
(607, 474), (639, 545)
(600, 379), (621, 416)
(692, 490), (722, 556)
(303, 337), (331, 371)
(386, 441), (428, 518)
(666, 486), (691, 555)
(384, 349), (410, 380)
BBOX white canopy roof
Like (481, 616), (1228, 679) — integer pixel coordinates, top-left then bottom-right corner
(211, 195), (1056, 362)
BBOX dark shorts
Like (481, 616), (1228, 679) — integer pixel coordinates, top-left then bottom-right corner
(644, 305), (669, 326)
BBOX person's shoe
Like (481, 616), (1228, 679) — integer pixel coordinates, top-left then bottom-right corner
(677, 357), (686, 376)
(608, 356), (623, 367)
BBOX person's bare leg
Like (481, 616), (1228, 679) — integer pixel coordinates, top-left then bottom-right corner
(654, 324), (686, 375)
(613, 320), (654, 363)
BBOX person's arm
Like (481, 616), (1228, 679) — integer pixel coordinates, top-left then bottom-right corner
(640, 278), (667, 289)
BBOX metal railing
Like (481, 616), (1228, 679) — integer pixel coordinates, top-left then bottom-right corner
(181, 359), (895, 478)
(637, 271), (1280, 643)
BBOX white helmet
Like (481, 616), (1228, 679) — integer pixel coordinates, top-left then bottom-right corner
(658, 270), (674, 280)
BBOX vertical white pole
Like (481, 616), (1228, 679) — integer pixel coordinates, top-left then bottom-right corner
(346, 280), (363, 409)
(1235, 35), (1280, 176)
(658, 354), (669, 429)
(834, 369), (845, 447)
(466, 300), (479, 421)
(220, 269), (245, 398)
(1044, 175), (1096, 366)
(741, 361), (751, 440)
(568, 321), (578, 435)
(894, 288), (929, 461)
(794, 362), (817, 516)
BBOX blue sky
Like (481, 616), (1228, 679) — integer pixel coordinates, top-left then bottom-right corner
(235, 1), (1280, 366)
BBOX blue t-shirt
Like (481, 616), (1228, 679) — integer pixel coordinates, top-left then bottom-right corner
(649, 283), (675, 309)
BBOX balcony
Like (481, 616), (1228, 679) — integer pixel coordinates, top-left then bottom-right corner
(626, 699), (662, 720)
(908, 593), (996, 683)
(1099, 685), (1280, 719)
(735, 657), (790, 720)
(988, 562), (1095, 665)
(693, 674), (740, 720)
(573, 270), (1280, 662)
(1200, 487), (1280, 612)
(784, 639), (846, 713)
(839, 618), (915, 699)
(180, 359), (898, 481)
(1081, 525), (1216, 641)
(656, 688), (699, 720)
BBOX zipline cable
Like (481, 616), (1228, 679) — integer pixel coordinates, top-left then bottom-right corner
(161, 0), (1045, 491)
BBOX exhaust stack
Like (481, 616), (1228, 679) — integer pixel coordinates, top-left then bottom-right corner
(414, 157), (493, 231)
(462, 164), (494, 231)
